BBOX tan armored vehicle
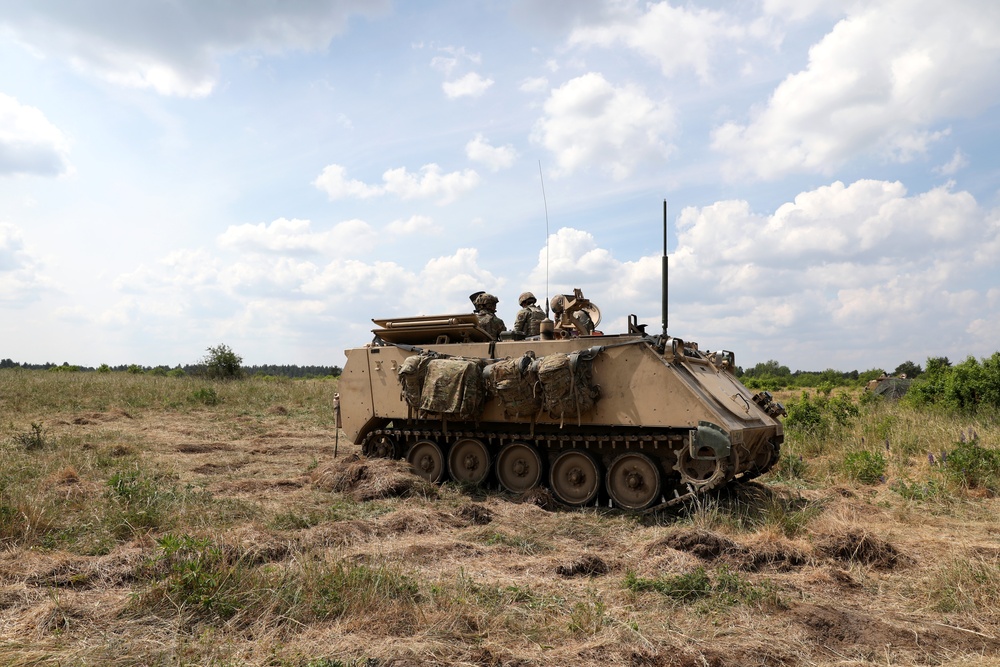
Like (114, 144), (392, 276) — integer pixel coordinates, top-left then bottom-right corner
(338, 293), (785, 511)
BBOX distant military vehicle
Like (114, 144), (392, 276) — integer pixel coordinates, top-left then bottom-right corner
(336, 291), (785, 511)
(864, 374), (912, 400)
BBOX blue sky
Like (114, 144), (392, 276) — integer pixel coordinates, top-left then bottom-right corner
(1, 0), (999, 372)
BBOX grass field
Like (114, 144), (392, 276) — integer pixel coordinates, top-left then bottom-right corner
(1, 370), (999, 666)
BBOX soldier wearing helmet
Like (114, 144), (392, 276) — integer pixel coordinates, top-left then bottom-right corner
(513, 291), (545, 337)
(470, 291), (506, 340)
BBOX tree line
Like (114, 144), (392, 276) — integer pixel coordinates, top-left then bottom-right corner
(0, 358), (341, 379)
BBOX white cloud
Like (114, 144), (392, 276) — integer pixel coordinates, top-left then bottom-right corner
(443, 72), (494, 99)
(0, 222), (54, 304)
(0, 94), (72, 177)
(519, 76), (549, 94)
(531, 72), (674, 179)
(386, 215), (441, 236)
(314, 163), (480, 204)
(935, 149), (969, 176)
(713, 0), (1000, 180)
(0, 1), (389, 97)
(567, 1), (751, 82)
(313, 164), (383, 199)
(465, 134), (518, 171)
(218, 217), (377, 256)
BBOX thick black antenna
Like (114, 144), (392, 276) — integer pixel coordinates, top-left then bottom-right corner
(662, 199), (668, 337)
(539, 161), (550, 317)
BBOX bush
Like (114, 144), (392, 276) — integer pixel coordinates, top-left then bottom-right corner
(942, 435), (1000, 493)
(202, 344), (244, 381)
(842, 450), (887, 485)
(784, 392), (827, 433)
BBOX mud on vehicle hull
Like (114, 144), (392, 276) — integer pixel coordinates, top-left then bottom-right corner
(339, 321), (784, 512)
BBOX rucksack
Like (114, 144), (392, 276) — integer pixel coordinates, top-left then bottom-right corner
(397, 352), (435, 414)
(418, 358), (486, 420)
(532, 350), (601, 426)
(484, 352), (541, 419)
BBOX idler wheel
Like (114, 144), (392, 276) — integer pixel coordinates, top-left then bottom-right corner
(606, 453), (661, 510)
(747, 438), (779, 475)
(406, 439), (447, 484)
(673, 445), (728, 492)
(364, 434), (399, 460)
(447, 438), (491, 486)
(550, 450), (601, 506)
(496, 442), (543, 494)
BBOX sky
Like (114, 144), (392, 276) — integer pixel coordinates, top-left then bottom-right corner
(1, 0), (999, 372)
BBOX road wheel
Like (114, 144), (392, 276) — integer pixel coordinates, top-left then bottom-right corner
(606, 452), (661, 510)
(549, 449), (601, 506)
(496, 441), (543, 494)
(447, 438), (491, 485)
(406, 439), (446, 483)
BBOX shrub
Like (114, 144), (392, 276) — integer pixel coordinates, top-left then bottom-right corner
(202, 344), (244, 381)
(13, 422), (49, 450)
(942, 435), (1000, 493)
(784, 392), (827, 433)
(842, 450), (887, 485)
(191, 387), (220, 406)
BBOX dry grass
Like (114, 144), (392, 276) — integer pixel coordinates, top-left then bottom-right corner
(0, 371), (999, 666)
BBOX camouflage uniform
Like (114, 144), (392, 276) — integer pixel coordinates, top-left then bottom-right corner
(513, 291), (545, 337)
(473, 292), (506, 340)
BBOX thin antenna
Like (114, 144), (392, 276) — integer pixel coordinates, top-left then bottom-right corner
(539, 161), (550, 317)
(662, 199), (668, 337)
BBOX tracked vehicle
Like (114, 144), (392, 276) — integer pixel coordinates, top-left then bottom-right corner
(337, 297), (785, 511)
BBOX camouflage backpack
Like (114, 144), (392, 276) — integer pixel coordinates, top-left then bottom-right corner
(418, 358), (486, 420)
(484, 352), (541, 419)
(397, 352), (435, 412)
(532, 350), (601, 425)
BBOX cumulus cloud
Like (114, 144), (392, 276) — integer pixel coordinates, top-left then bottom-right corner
(0, 222), (55, 304)
(386, 215), (441, 236)
(465, 134), (518, 171)
(517, 180), (1000, 370)
(531, 72), (674, 179)
(0, 1), (389, 97)
(519, 76), (549, 94)
(314, 163), (480, 204)
(218, 217), (377, 256)
(0, 94), (72, 177)
(713, 0), (1000, 180)
(567, 1), (752, 81)
(935, 149), (969, 176)
(443, 72), (494, 99)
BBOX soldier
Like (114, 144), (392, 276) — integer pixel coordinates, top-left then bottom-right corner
(472, 292), (506, 340)
(513, 291), (546, 337)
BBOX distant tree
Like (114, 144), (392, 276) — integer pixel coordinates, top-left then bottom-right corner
(893, 360), (922, 378)
(97, 364), (111, 373)
(0, 358), (17, 369)
(202, 344), (244, 380)
(744, 360), (791, 378)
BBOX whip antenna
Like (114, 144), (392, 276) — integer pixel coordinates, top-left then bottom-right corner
(539, 161), (550, 316)
(662, 199), (668, 337)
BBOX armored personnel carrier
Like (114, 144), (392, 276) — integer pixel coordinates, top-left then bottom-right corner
(337, 292), (785, 511)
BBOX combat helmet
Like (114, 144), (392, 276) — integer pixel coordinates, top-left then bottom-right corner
(518, 291), (536, 306)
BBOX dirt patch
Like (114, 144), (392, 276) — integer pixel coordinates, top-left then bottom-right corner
(816, 529), (911, 569)
(176, 442), (234, 454)
(456, 503), (493, 525)
(791, 602), (1000, 659)
(650, 529), (741, 560)
(221, 478), (306, 492)
(518, 486), (556, 510)
(311, 454), (434, 502)
(555, 553), (609, 577)
(192, 462), (247, 475)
